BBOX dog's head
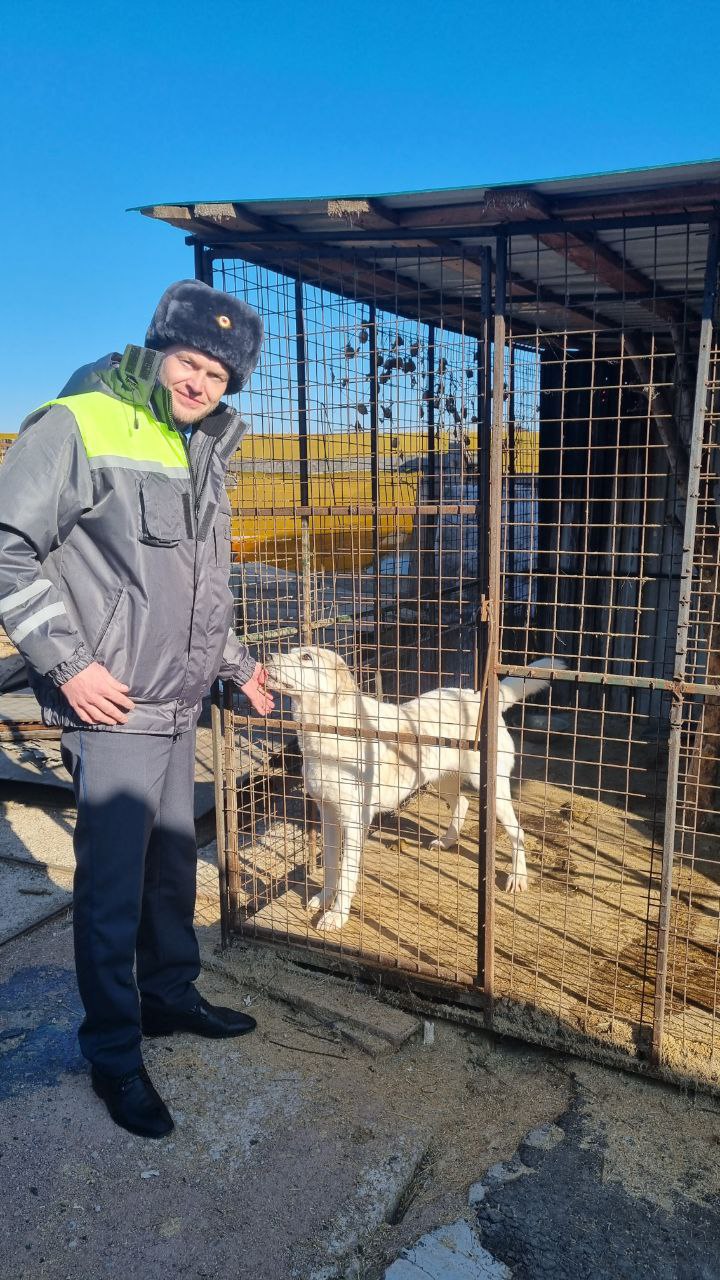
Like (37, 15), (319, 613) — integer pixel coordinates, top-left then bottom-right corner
(265, 647), (358, 700)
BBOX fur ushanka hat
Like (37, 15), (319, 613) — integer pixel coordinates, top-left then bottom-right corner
(145, 280), (263, 394)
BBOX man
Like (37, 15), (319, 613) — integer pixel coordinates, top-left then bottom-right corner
(0, 280), (273, 1138)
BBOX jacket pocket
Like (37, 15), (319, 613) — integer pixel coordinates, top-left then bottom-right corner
(213, 515), (232, 570)
(92, 586), (126, 656)
(213, 492), (232, 570)
(139, 473), (193, 547)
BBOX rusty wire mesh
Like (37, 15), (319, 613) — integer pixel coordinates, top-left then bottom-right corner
(213, 253), (488, 988)
(209, 221), (720, 1082)
(663, 329), (720, 1073)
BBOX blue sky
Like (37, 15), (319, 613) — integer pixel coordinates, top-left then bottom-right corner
(1, 0), (719, 428)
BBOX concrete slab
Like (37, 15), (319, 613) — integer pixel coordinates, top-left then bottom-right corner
(300, 1139), (426, 1280)
(207, 942), (423, 1057)
(385, 1219), (512, 1279)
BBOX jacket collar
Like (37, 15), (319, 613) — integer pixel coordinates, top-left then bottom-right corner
(72, 347), (245, 443)
(193, 403), (240, 438)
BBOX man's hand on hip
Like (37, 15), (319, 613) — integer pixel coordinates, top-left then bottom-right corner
(240, 662), (275, 716)
(61, 662), (135, 725)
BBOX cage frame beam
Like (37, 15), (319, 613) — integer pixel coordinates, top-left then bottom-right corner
(650, 221), (720, 1065)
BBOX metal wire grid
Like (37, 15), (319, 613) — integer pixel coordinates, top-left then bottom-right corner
(209, 224), (720, 1079)
(495, 222), (718, 1070)
(212, 252), (491, 986)
(664, 316), (720, 1070)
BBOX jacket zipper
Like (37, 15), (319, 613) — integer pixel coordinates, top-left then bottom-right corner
(93, 587), (125, 654)
(176, 429), (218, 523)
(177, 430), (198, 531)
(176, 432), (220, 715)
(196, 440), (218, 516)
(150, 384), (198, 531)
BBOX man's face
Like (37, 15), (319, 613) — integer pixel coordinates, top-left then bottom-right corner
(159, 345), (230, 424)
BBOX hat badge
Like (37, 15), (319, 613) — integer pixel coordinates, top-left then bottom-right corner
(216, 313), (233, 330)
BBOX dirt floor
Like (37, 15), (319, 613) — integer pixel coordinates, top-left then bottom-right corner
(2, 913), (720, 1279)
(3, 754), (720, 1278)
(230, 710), (720, 1088)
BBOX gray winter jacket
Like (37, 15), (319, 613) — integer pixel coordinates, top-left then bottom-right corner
(0, 351), (256, 733)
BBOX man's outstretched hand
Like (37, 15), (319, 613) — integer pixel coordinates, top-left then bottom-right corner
(240, 662), (275, 715)
(61, 662), (135, 725)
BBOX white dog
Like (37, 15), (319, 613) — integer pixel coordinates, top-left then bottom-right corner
(265, 647), (563, 931)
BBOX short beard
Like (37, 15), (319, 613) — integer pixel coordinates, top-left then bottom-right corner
(171, 399), (212, 425)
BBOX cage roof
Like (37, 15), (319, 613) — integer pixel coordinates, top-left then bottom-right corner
(135, 159), (720, 339)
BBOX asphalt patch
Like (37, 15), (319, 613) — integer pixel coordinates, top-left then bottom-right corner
(473, 1100), (720, 1280)
(0, 963), (84, 1099)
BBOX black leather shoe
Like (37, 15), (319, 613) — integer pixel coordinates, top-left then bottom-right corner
(91, 1065), (174, 1139)
(141, 995), (257, 1040)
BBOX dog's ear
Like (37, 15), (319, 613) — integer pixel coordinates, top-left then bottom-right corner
(331, 656), (359, 696)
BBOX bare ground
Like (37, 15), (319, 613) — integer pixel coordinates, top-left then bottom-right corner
(232, 710), (720, 1087)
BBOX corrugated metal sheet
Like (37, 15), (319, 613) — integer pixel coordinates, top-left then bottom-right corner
(134, 159), (720, 337)
(133, 157), (720, 218)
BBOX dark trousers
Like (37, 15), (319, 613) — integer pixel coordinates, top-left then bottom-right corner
(61, 728), (200, 1075)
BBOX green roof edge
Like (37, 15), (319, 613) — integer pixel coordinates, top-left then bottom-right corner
(127, 156), (720, 215)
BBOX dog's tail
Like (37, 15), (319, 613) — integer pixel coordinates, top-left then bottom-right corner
(498, 658), (567, 713)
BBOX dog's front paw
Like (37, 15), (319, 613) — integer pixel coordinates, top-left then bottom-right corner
(505, 871), (529, 893)
(429, 834), (455, 851)
(315, 908), (348, 932)
(308, 889), (334, 912)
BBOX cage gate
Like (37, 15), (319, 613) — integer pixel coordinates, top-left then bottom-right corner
(210, 248), (500, 1006)
(194, 195), (720, 1085)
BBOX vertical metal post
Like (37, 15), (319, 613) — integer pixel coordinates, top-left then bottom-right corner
(193, 241), (214, 286)
(427, 324), (437, 499)
(368, 303), (383, 697)
(651, 222), (720, 1064)
(211, 684), (230, 948)
(223, 681), (240, 928)
(506, 341), (517, 639)
(475, 242), (502, 1017)
(294, 279), (318, 869)
(507, 341), (517, 475)
(474, 252), (492, 689)
(195, 238), (233, 939)
(536, 339), (564, 658)
(420, 325), (437, 589)
(193, 240), (206, 282)
(294, 279), (313, 647)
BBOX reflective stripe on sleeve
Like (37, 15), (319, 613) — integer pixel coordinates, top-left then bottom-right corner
(9, 601), (67, 643)
(0, 578), (53, 618)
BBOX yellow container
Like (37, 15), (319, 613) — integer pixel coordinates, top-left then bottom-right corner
(226, 428), (537, 572)
(228, 430), (426, 571)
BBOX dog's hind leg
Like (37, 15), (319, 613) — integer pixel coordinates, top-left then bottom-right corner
(316, 802), (367, 932)
(496, 771), (528, 892)
(308, 802), (341, 914)
(429, 774), (470, 850)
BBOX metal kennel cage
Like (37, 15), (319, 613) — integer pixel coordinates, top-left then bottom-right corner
(140, 162), (720, 1082)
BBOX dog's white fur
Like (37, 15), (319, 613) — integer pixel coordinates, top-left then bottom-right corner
(265, 647), (563, 931)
